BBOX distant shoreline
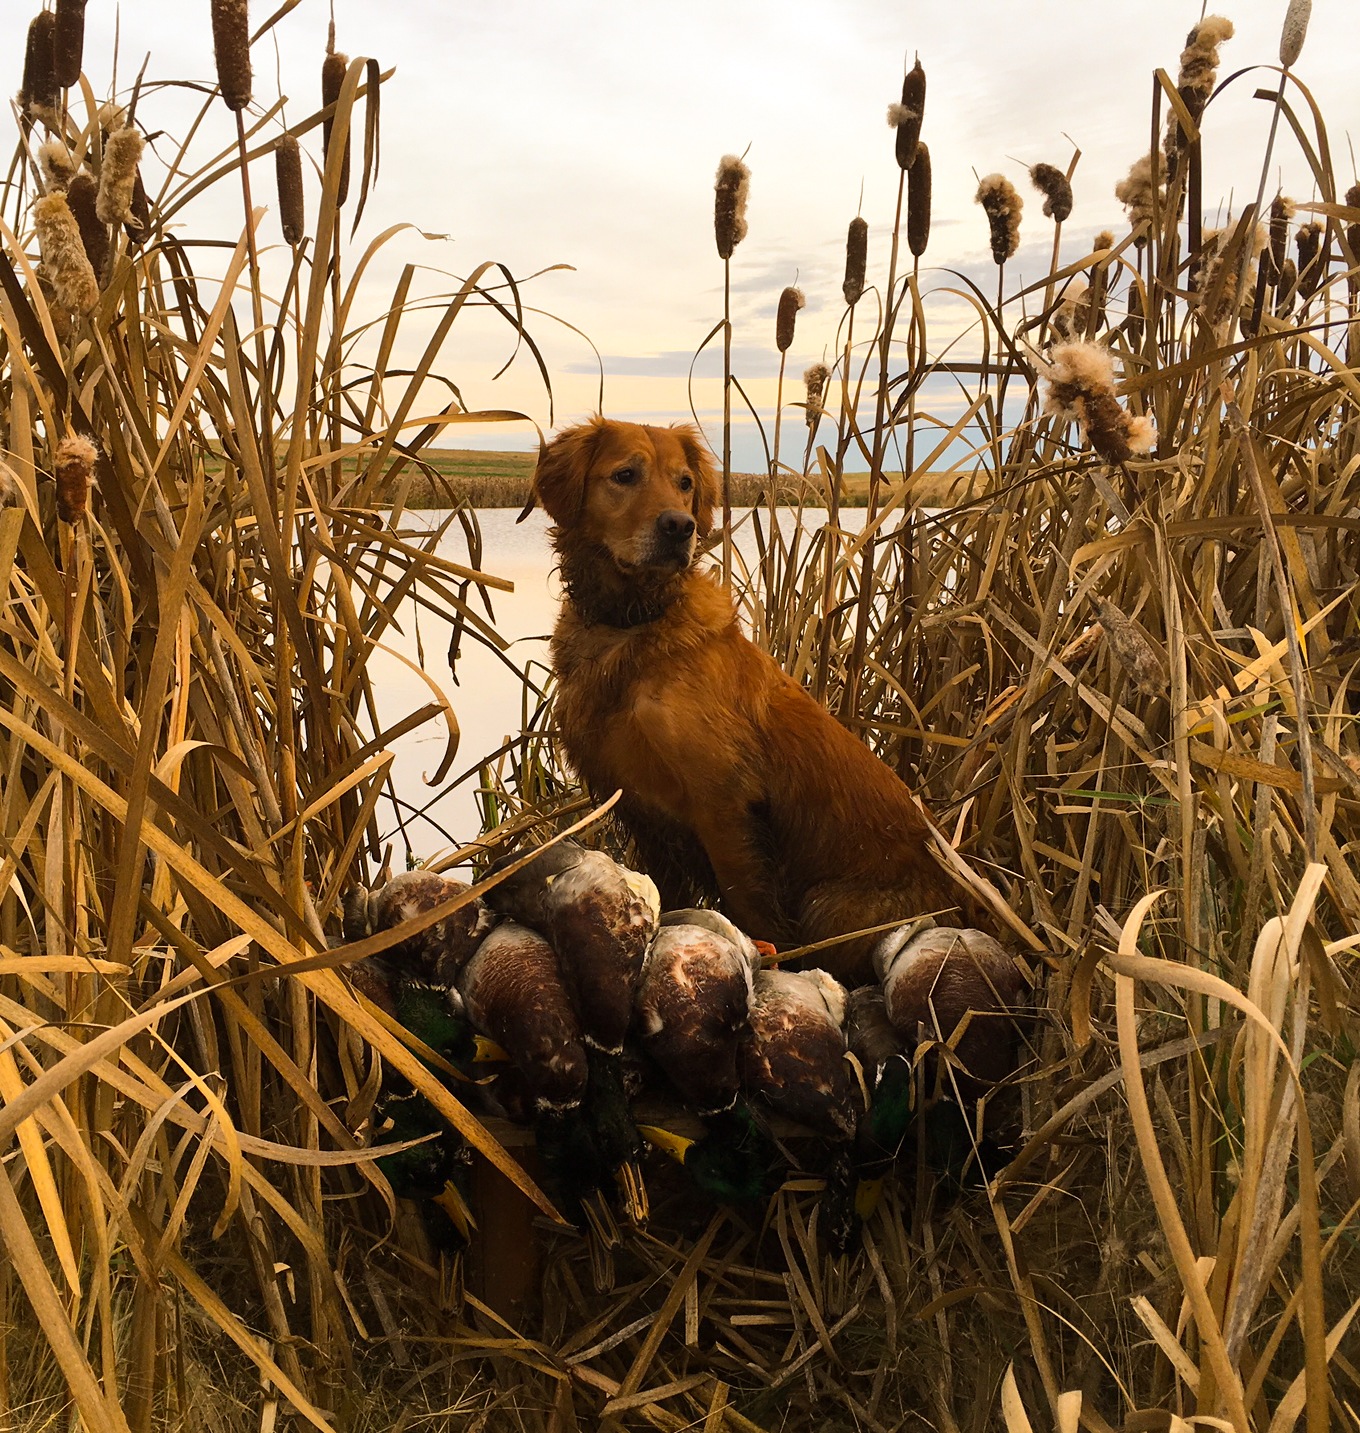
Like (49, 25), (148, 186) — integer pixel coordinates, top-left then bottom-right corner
(399, 450), (977, 509)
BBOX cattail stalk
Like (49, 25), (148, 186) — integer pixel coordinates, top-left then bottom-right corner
(714, 154), (750, 584)
(843, 217), (867, 305)
(95, 126), (144, 226)
(275, 135), (305, 244)
(34, 192), (98, 313)
(52, 0), (86, 89)
(211, 0), (252, 113)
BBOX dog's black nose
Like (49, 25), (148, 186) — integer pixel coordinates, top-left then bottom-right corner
(656, 510), (696, 543)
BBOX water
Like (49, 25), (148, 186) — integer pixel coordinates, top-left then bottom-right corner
(366, 505), (878, 862)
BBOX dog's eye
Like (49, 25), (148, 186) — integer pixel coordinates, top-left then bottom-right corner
(677, 474), (694, 493)
(611, 467), (637, 486)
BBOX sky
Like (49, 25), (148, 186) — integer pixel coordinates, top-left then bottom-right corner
(6, 1), (1358, 472)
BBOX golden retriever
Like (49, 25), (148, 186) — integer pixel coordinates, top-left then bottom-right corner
(534, 416), (993, 985)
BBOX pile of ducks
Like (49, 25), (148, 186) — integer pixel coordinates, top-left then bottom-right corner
(343, 839), (1032, 1249)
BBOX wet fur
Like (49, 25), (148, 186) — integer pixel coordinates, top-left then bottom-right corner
(537, 416), (988, 985)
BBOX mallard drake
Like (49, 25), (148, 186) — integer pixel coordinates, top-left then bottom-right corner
(874, 919), (1029, 1100)
(739, 968), (855, 1140)
(635, 918), (757, 1115)
(639, 1103), (782, 1206)
(484, 840), (659, 1054)
(457, 920), (589, 1112)
(346, 869), (495, 986)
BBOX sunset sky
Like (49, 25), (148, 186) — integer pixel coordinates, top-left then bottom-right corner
(6, 1), (1357, 470)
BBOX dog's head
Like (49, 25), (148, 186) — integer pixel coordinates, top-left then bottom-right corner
(533, 417), (720, 572)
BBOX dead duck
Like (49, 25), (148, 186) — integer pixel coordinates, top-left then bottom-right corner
(635, 917), (757, 1115)
(739, 968), (856, 1141)
(483, 839), (659, 1054)
(346, 869), (494, 987)
(874, 919), (1029, 1100)
(640, 1103), (783, 1207)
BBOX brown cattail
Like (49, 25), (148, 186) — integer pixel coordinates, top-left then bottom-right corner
(1279, 0), (1311, 67)
(1275, 257), (1298, 316)
(0, 468), (19, 509)
(907, 141), (931, 257)
(976, 174), (1022, 265)
(714, 153), (750, 261)
(1092, 597), (1166, 697)
(125, 169), (150, 248)
(1193, 225), (1264, 328)
(775, 286), (804, 353)
(33, 192), (98, 313)
(1115, 153), (1162, 244)
(888, 58), (925, 171)
(52, 0), (86, 89)
(211, 0), (252, 113)
(1052, 281), (1092, 341)
(275, 134), (305, 244)
(1345, 184), (1360, 294)
(1296, 220), (1325, 299)
(1044, 341), (1156, 466)
(53, 434), (96, 523)
(66, 174), (109, 282)
(804, 363), (830, 427)
(1030, 162), (1072, 223)
(1269, 195), (1295, 279)
(843, 217), (868, 305)
(96, 126), (144, 226)
(20, 12), (58, 118)
(322, 30), (352, 207)
(1164, 16), (1234, 163)
(38, 138), (76, 192)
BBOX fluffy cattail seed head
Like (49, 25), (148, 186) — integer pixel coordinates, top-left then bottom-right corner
(275, 135), (305, 244)
(96, 126), (144, 226)
(1115, 154), (1162, 244)
(52, 0), (86, 89)
(38, 138), (76, 192)
(714, 153), (750, 260)
(1092, 597), (1166, 697)
(20, 12), (58, 117)
(1165, 16), (1234, 162)
(66, 174), (109, 282)
(1094, 230), (1115, 252)
(1279, 0), (1311, 67)
(211, 0), (252, 113)
(908, 141), (931, 257)
(804, 363), (830, 426)
(976, 173), (1022, 265)
(1030, 162), (1073, 223)
(775, 286), (804, 353)
(1044, 341), (1156, 466)
(54, 435), (96, 523)
(34, 192), (98, 313)
(843, 217), (868, 305)
(891, 59), (925, 171)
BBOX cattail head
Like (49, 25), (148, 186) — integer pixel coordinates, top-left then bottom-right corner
(775, 286), (804, 353)
(19, 12), (58, 118)
(275, 134), (305, 244)
(976, 173), (1022, 265)
(322, 32), (352, 208)
(803, 363), (830, 427)
(907, 141), (931, 257)
(714, 153), (750, 260)
(38, 138), (76, 192)
(889, 59), (925, 171)
(1094, 230), (1115, 252)
(1279, 0), (1311, 67)
(1052, 281), (1092, 341)
(211, 0), (252, 113)
(1030, 162), (1072, 223)
(843, 217), (868, 305)
(96, 126), (144, 226)
(1091, 597), (1166, 697)
(1345, 184), (1360, 293)
(1275, 257), (1298, 315)
(1295, 219), (1325, 299)
(1044, 341), (1156, 466)
(1165, 16), (1234, 162)
(53, 434), (96, 523)
(1115, 153), (1162, 245)
(125, 170), (150, 248)
(66, 174), (109, 282)
(1268, 194), (1295, 278)
(52, 0), (86, 89)
(0, 467), (19, 509)
(33, 192), (98, 313)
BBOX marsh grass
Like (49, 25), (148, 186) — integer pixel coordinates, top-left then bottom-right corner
(2, 6), (1359, 1433)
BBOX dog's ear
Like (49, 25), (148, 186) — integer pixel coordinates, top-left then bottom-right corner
(533, 419), (604, 524)
(674, 425), (721, 537)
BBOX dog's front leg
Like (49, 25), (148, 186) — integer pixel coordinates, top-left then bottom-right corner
(687, 802), (795, 947)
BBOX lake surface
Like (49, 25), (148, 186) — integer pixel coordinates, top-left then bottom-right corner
(367, 506), (877, 863)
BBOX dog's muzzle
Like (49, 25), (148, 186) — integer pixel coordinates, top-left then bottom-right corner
(651, 509), (696, 564)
